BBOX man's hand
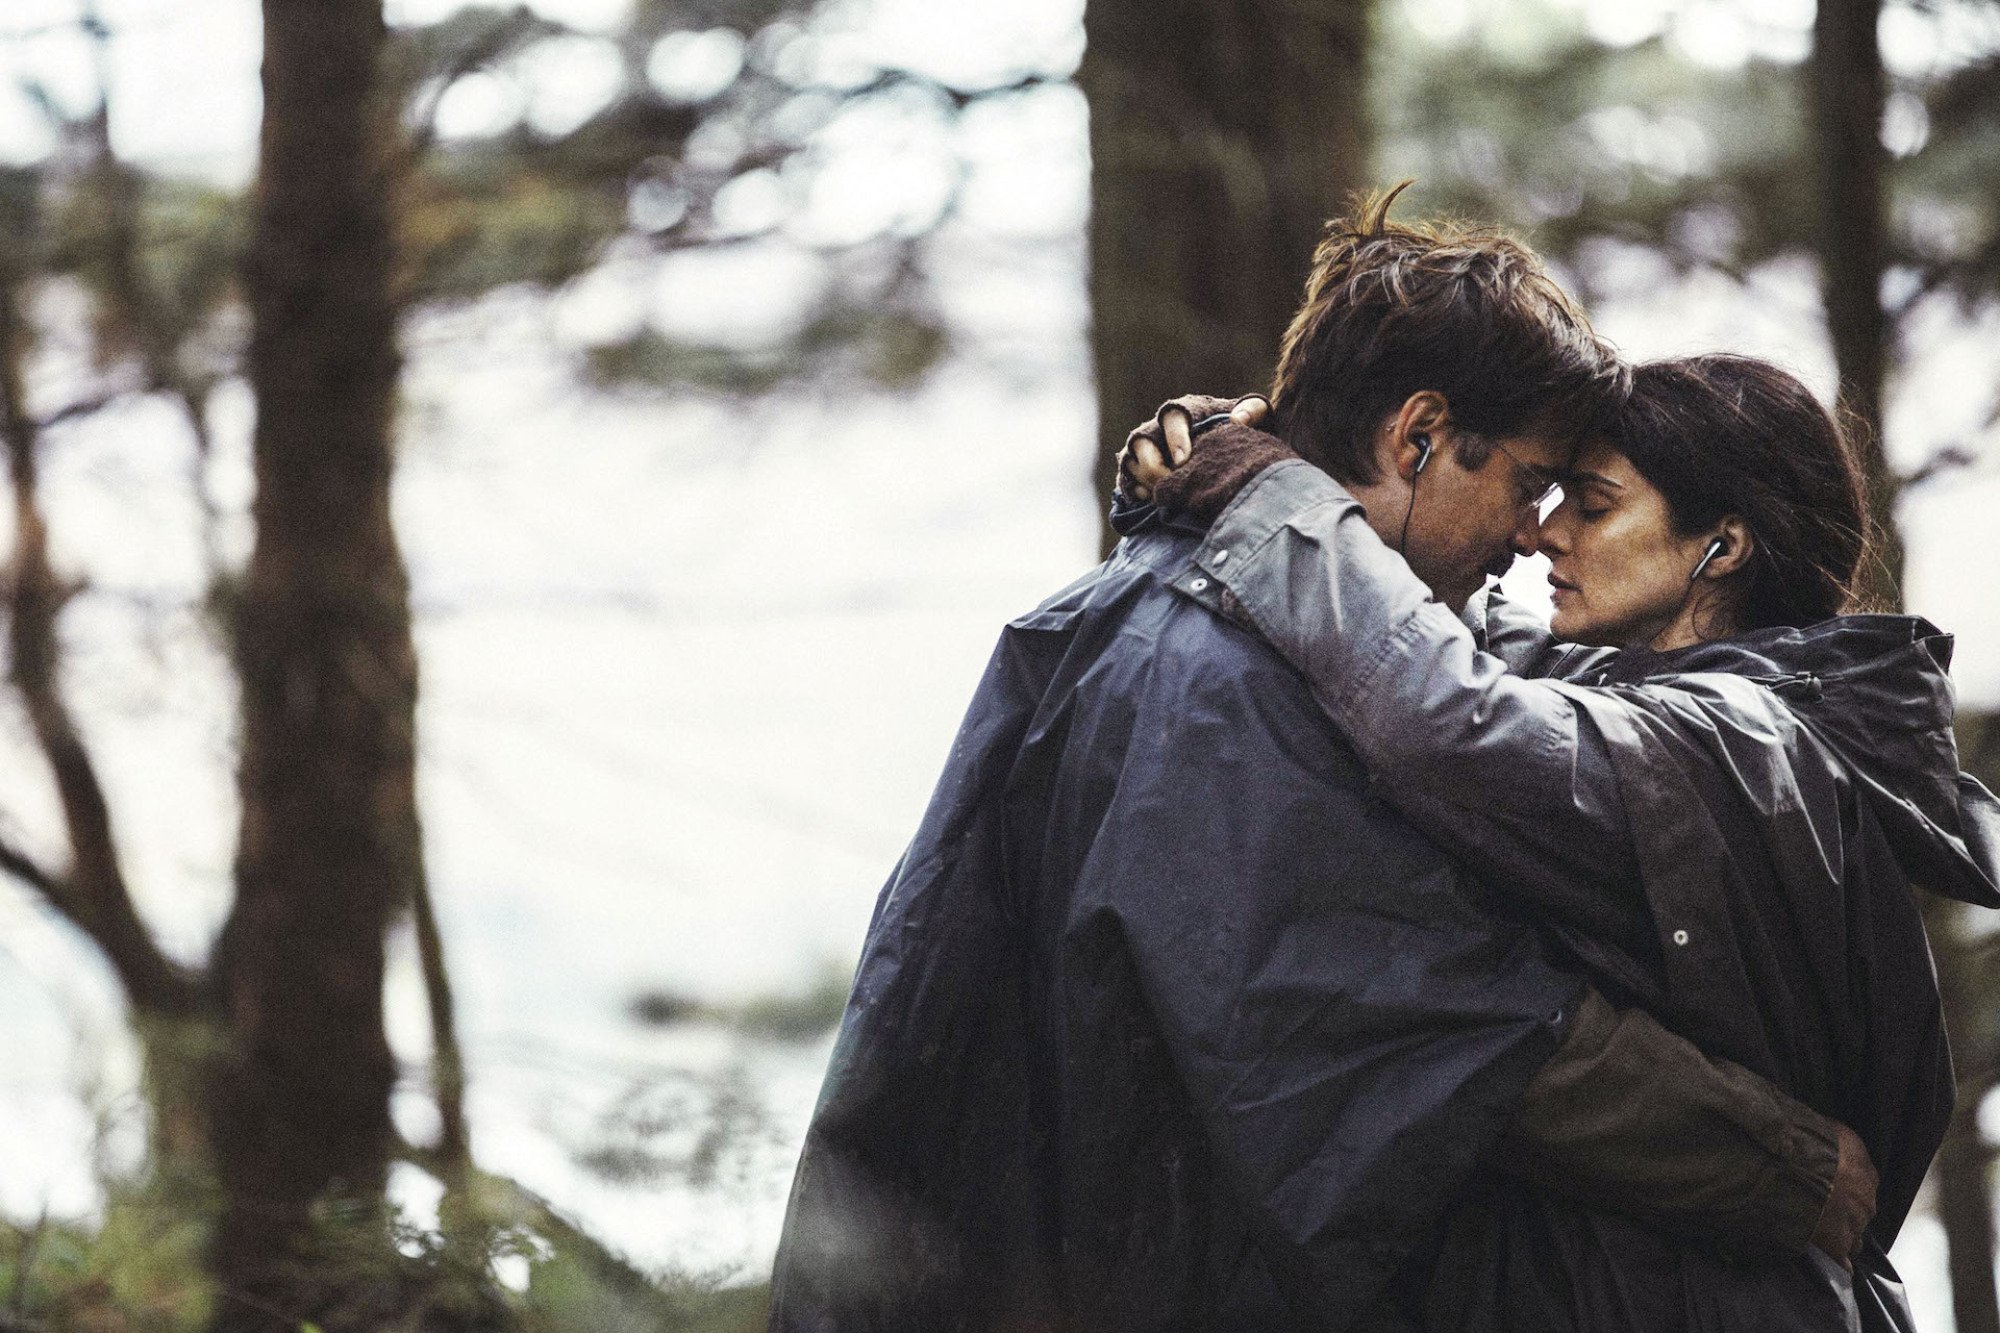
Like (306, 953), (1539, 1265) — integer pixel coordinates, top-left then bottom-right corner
(1810, 1123), (1877, 1271)
(1117, 394), (1269, 501)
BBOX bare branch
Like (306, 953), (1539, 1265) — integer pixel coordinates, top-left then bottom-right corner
(1901, 443), (1981, 488)
(34, 389), (130, 433)
(410, 864), (471, 1171)
(405, 8), (576, 163)
(0, 823), (62, 900)
(0, 266), (198, 1018)
(828, 66), (1058, 110)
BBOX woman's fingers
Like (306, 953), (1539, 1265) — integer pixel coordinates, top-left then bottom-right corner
(1126, 428), (1173, 490)
(1123, 395), (1264, 499)
(1163, 408), (1195, 467)
(1231, 394), (1271, 426)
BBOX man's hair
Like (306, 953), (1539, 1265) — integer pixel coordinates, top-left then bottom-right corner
(1267, 184), (1627, 483)
(1616, 355), (1871, 628)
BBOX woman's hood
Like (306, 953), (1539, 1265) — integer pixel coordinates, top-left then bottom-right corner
(1638, 614), (2000, 909)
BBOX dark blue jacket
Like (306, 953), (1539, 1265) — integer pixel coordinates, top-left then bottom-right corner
(767, 520), (1580, 1331)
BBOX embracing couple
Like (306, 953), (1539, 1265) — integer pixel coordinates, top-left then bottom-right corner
(767, 189), (2000, 1331)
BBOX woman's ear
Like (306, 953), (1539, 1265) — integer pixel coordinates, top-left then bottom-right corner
(1699, 517), (1755, 580)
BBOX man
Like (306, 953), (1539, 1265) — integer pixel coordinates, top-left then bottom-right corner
(768, 194), (1871, 1331)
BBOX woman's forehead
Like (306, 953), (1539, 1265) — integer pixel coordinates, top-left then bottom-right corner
(1570, 438), (1642, 485)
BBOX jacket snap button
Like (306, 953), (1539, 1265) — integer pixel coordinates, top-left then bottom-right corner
(1213, 549), (1230, 563)
(1672, 929), (1690, 946)
(1190, 577), (1209, 592)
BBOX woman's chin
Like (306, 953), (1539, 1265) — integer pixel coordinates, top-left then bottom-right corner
(1551, 606), (1620, 648)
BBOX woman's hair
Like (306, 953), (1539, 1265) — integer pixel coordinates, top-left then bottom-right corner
(1268, 183), (1627, 483)
(1615, 355), (1872, 629)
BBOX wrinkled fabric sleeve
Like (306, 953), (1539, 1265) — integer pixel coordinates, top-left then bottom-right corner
(1175, 459), (1651, 953)
(1512, 988), (1838, 1262)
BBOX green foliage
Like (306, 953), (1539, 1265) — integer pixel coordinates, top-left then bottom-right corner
(0, 165), (40, 253)
(0, 1176), (771, 1332)
(385, 3), (573, 103)
(1375, 0), (2000, 318)
(405, 152), (630, 301)
(1904, 49), (2000, 309)
(581, 301), (947, 397)
(1373, 11), (1813, 294)
(729, 965), (852, 1043)
(1, 1184), (213, 1332)
(511, 1243), (765, 1333)
(45, 171), (247, 378)
(627, 962), (850, 1043)
(585, 329), (801, 397)
(385, 0), (1000, 395)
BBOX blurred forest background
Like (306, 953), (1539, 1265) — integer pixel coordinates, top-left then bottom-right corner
(0, 0), (1995, 1328)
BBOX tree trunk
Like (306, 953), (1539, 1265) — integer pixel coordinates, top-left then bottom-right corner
(1812, 4), (1999, 1327)
(1811, 0), (1901, 606)
(1079, 0), (1371, 555)
(1938, 711), (2000, 1333)
(1932, 888), (2000, 1333)
(208, 0), (416, 1326)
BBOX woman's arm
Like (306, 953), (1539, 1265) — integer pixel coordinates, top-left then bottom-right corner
(1175, 457), (1656, 948)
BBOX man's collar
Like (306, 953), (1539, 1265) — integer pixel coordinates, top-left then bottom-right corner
(1109, 492), (1208, 540)
(1461, 584), (1494, 650)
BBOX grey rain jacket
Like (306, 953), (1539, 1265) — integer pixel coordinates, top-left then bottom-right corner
(768, 514), (1587, 1331)
(1182, 458), (2000, 1332)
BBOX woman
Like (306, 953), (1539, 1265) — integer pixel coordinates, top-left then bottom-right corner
(1122, 355), (2000, 1331)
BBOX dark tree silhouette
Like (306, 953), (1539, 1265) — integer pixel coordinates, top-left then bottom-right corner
(204, 0), (413, 1326)
(1079, 0), (1371, 555)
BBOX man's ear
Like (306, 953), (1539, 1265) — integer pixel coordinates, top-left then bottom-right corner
(1387, 391), (1453, 481)
(1699, 517), (1755, 580)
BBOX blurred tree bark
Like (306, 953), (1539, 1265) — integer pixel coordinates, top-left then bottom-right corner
(1812, 0), (1901, 607)
(1079, 0), (1371, 555)
(1812, 4), (1999, 1330)
(206, 0), (413, 1326)
(1946, 710), (2000, 1333)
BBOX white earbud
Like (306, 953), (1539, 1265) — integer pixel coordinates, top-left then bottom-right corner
(1689, 537), (1726, 583)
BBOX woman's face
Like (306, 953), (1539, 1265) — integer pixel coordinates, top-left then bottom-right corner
(1539, 440), (1721, 648)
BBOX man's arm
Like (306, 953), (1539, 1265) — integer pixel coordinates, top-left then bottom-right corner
(1517, 988), (1871, 1266)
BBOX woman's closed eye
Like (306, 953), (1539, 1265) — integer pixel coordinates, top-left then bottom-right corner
(1563, 472), (1620, 520)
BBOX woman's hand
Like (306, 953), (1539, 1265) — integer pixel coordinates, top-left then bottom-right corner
(1809, 1123), (1878, 1272)
(1118, 394), (1271, 501)
(1119, 393), (1298, 524)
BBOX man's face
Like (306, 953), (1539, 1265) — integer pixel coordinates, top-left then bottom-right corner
(1402, 428), (1569, 611)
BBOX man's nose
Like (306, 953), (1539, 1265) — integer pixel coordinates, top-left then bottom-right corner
(1510, 509), (1542, 558)
(1537, 512), (1572, 557)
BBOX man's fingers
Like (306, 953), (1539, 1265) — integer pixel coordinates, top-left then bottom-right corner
(1231, 394), (1270, 426)
(1163, 408), (1194, 467)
